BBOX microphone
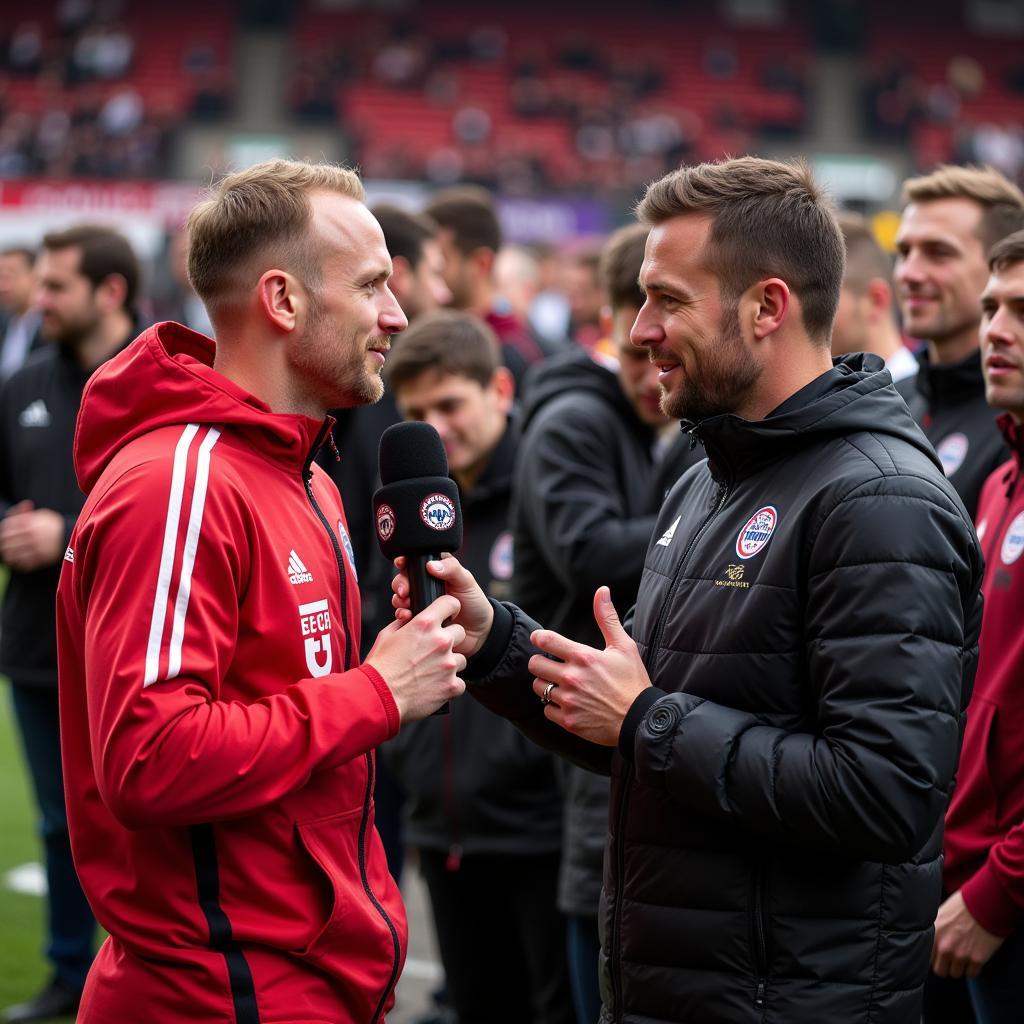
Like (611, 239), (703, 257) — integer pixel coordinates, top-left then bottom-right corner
(374, 422), (463, 713)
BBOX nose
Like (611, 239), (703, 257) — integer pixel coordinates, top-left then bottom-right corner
(984, 306), (1016, 347)
(380, 286), (408, 334)
(629, 300), (661, 349)
(895, 248), (926, 286)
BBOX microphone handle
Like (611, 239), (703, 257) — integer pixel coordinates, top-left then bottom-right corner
(407, 553), (451, 716)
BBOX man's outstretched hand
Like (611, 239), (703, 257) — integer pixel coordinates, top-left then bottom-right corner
(528, 587), (652, 747)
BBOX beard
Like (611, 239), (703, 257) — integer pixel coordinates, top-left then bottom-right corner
(296, 292), (387, 410)
(658, 302), (762, 423)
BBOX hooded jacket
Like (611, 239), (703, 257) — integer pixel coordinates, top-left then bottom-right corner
(56, 323), (406, 1024)
(907, 347), (1006, 516)
(467, 356), (983, 1023)
(943, 413), (1024, 936)
(512, 348), (703, 917)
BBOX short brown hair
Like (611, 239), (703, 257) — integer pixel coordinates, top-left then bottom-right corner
(371, 205), (439, 267)
(636, 156), (844, 344)
(186, 159), (364, 310)
(600, 224), (649, 312)
(901, 164), (1024, 253)
(384, 309), (500, 392)
(42, 224), (139, 310)
(989, 228), (1024, 274)
(424, 186), (501, 255)
(836, 212), (892, 294)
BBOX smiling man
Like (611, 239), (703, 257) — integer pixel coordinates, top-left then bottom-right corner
(895, 165), (1024, 515)
(933, 229), (1024, 1023)
(54, 160), (469, 1024)
(393, 157), (985, 1024)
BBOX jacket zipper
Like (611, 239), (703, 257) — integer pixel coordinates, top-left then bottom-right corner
(609, 775), (632, 1022)
(750, 860), (768, 1011)
(302, 427), (401, 1023)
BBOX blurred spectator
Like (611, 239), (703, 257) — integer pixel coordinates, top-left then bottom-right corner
(0, 248), (44, 381)
(424, 186), (545, 388)
(509, 224), (703, 1023)
(8, 21), (44, 76)
(0, 224), (142, 1024)
(562, 245), (604, 351)
(895, 164), (1024, 518)
(384, 309), (571, 1024)
(831, 213), (917, 389)
(150, 229), (213, 336)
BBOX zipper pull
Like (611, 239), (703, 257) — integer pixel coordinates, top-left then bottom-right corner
(327, 431), (341, 462)
(445, 844), (463, 872)
(754, 980), (766, 1009)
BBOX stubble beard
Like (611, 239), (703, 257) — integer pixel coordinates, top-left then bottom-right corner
(661, 304), (762, 423)
(301, 291), (387, 409)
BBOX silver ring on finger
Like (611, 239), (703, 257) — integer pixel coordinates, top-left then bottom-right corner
(540, 681), (557, 705)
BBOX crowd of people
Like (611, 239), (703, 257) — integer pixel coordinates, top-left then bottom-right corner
(0, 154), (1023, 1024)
(0, 1), (227, 180)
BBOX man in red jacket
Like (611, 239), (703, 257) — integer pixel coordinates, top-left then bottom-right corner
(54, 160), (468, 1024)
(934, 228), (1024, 1022)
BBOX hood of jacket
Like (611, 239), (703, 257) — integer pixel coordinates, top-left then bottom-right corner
(691, 353), (942, 482)
(74, 321), (330, 494)
(520, 346), (645, 436)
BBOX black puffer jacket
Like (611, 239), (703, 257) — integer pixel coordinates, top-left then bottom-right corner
(513, 349), (703, 915)
(906, 347), (1006, 517)
(466, 356), (984, 1023)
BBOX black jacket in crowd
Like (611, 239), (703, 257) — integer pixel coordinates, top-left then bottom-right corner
(906, 347), (1006, 517)
(0, 344), (95, 686)
(512, 348), (703, 916)
(465, 356), (984, 1023)
(384, 423), (563, 859)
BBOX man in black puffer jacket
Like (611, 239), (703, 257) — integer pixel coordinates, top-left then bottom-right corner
(393, 158), (984, 1024)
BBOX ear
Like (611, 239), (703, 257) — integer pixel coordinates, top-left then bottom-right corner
(864, 277), (893, 324)
(257, 269), (299, 332)
(473, 247), (496, 280)
(749, 278), (790, 341)
(599, 304), (614, 339)
(95, 273), (128, 314)
(489, 365), (516, 411)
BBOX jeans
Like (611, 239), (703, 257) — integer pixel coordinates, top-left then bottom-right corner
(566, 914), (602, 1024)
(968, 924), (1024, 1024)
(10, 684), (96, 990)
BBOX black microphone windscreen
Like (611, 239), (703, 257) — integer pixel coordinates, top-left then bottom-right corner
(379, 421), (448, 484)
(373, 475), (462, 559)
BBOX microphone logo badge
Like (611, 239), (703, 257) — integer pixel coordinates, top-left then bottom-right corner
(420, 493), (456, 531)
(376, 504), (396, 542)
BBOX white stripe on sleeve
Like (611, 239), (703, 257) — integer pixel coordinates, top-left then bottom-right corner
(166, 427), (221, 681)
(144, 424), (200, 687)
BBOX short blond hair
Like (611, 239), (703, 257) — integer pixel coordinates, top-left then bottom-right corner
(901, 164), (1024, 252)
(187, 159), (364, 310)
(636, 156), (844, 345)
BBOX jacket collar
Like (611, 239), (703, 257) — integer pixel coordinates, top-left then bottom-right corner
(913, 347), (986, 406)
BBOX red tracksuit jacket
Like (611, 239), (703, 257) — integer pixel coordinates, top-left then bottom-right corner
(944, 413), (1024, 936)
(56, 322), (407, 1023)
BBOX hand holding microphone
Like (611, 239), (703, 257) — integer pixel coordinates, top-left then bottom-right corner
(368, 422), (468, 717)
